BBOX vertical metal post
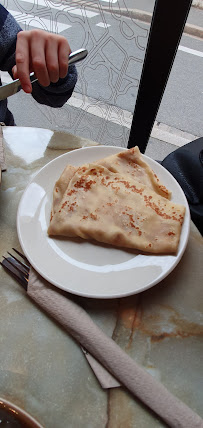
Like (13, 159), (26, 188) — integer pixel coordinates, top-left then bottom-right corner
(127, 0), (193, 152)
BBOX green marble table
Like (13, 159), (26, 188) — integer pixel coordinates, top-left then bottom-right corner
(0, 127), (202, 428)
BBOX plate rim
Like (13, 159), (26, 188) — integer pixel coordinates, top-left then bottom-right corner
(17, 145), (190, 299)
(0, 397), (43, 428)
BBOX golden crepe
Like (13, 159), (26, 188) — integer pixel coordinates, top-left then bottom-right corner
(48, 160), (185, 254)
(50, 147), (171, 221)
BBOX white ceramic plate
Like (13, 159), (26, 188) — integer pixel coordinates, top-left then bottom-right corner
(17, 146), (190, 299)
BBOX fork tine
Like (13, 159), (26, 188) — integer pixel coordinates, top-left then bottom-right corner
(0, 259), (28, 290)
(7, 252), (30, 274)
(3, 255), (29, 278)
(12, 248), (30, 266)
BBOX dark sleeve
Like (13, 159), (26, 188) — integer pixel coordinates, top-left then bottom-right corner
(31, 64), (78, 108)
(0, 4), (22, 71)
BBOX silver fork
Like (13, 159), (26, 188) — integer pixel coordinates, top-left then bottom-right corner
(0, 248), (30, 289)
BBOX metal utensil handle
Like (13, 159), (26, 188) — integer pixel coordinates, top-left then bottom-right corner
(68, 48), (88, 65)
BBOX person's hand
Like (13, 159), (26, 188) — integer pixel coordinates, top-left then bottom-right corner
(12, 29), (71, 93)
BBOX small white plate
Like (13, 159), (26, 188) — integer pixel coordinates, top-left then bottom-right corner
(17, 146), (190, 299)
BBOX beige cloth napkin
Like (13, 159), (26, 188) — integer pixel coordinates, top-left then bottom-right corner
(28, 268), (203, 428)
(81, 347), (120, 388)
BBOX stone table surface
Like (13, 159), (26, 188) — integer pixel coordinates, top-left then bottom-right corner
(0, 127), (202, 428)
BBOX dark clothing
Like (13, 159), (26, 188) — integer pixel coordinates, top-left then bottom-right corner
(162, 137), (203, 236)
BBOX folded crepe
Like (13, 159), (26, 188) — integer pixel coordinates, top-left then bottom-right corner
(48, 162), (185, 254)
(51, 147), (171, 219)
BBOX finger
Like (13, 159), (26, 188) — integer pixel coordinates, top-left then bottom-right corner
(15, 32), (32, 93)
(58, 38), (70, 78)
(30, 31), (50, 87)
(45, 37), (60, 83)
